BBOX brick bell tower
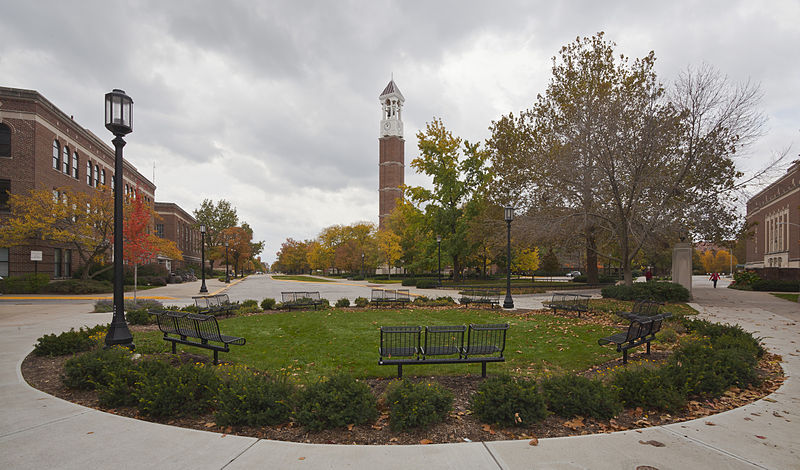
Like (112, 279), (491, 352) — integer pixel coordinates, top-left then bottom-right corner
(378, 79), (405, 229)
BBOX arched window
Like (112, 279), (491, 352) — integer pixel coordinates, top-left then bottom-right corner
(72, 152), (79, 179)
(62, 146), (70, 174)
(0, 123), (10, 157)
(53, 140), (60, 169)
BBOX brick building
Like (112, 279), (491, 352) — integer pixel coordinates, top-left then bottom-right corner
(154, 202), (201, 272)
(378, 79), (405, 229)
(745, 160), (800, 268)
(0, 86), (155, 278)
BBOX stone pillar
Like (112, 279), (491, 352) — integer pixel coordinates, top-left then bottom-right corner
(672, 242), (693, 298)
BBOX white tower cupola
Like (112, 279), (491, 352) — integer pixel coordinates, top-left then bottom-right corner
(379, 79), (404, 138)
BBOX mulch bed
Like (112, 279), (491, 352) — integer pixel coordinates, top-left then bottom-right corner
(21, 346), (784, 446)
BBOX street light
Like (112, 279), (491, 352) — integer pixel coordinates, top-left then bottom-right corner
(361, 252), (365, 278)
(436, 235), (442, 287)
(224, 240), (230, 283)
(199, 224), (208, 293)
(503, 205), (515, 309)
(103, 89), (134, 350)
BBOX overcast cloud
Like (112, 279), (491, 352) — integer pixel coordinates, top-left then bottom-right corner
(2, 1), (798, 263)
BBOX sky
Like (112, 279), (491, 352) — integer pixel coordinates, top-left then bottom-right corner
(2, 1), (798, 264)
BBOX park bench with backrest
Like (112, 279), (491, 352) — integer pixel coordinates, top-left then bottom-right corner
(370, 288), (411, 307)
(597, 312), (670, 364)
(379, 323), (508, 378)
(544, 292), (591, 316)
(458, 287), (501, 308)
(192, 293), (238, 316)
(149, 310), (246, 365)
(281, 291), (325, 310)
(616, 299), (663, 321)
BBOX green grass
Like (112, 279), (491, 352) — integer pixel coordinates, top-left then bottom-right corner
(271, 275), (335, 282)
(771, 293), (799, 303)
(133, 308), (620, 382)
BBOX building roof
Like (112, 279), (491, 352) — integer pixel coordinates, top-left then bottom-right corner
(154, 201), (196, 223)
(379, 80), (404, 101)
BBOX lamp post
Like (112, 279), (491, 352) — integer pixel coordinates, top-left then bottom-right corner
(436, 235), (442, 287)
(361, 252), (365, 278)
(199, 224), (208, 293)
(503, 205), (515, 309)
(224, 240), (230, 283)
(103, 89), (134, 349)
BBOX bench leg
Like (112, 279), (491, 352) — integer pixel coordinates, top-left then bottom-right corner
(481, 362), (487, 378)
(171, 342), (176, 354)
(622, 349), (628, 365)
(397, 364), (403, 379)
(646, 341), (651, 355)
(213, 350), (218, 365)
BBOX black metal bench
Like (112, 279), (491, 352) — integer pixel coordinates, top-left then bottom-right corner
(597, 313), (669, 364)
(544, 292), (591, 316)
(379, 323), (508, 378)
(192, 293), (238, 316)
(281, 291), (325, 310)
(149, 310), (246, 365)
(370, 289), (411, 307)
(616, 300), (663, 321)
(459, 288), (501, 308)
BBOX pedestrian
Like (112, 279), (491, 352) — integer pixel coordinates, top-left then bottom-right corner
(645, 269), (653, 282)
(710, 272), (720, 288)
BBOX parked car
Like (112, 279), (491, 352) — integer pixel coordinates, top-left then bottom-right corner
(566, 271), (581, 278)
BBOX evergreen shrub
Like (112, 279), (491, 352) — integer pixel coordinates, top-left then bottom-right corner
(41, 279), (111, 294)
(295, 374), (377, 431)
(353, 296), (369, 307)
(540, 375), (621, 420)
(135, 362), (220, 418)
(260, 298), (276, 310)
(33, 324), (106, 356)
(611, 367), (686, 412)
(62, 347), (133, 390)
(385, 380), (453, 431)
(0, 273), (51, 294)
(215, 368), (296, 427)
(601, 281), (690, 302)
(470, 375), (547, 427)
(335, 298), (351, 308)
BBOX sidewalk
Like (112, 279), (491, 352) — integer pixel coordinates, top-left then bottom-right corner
(0, 278), (797, 469)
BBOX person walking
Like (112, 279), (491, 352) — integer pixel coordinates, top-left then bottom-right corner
(645, 269), (653, 282)
(710, 272), (720, 288)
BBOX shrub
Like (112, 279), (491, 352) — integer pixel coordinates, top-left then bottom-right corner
(41, 279), (112, 294)
(611, 366), (686, 412)
(401, 278), (417, 286)
(470, 375), (547, 427)
(681, 319), (764, 358)
(0, 273), (51, 294)
(94, 299), (163, 313)
(33, 324), (106, 356)
(260, 298), (277, 310)
(236, 299), (261, 314)
(216, 368), (296, 427)
(350, 275), (364, 281)
(62, 347), (133, 390)
(601, 281), (690, 302)
(135, 362), (220, 418)
(125, 308), (154, 325)
(385, 380), (453, 431)
(335, 298), (351, 308)
(415, 279), (440, 289)
(296, 374), (378, 431)
(540, 375), (621, 420)
(730, 271), (760, 289)
(750, 279), (800, 292)
(353, 296), (369, 307)
(657, 326), (678, 344)
(665, 337), (759, 398)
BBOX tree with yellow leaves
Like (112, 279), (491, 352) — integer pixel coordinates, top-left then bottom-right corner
(376, 230), (402, 278)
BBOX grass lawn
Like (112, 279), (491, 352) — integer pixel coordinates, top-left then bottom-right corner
(134, 308), (621, 382)
(771, 293), (799, 303)
(271, 275), (335, 282)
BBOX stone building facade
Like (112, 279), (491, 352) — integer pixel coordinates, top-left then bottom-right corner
(745, 160), (800, 268)
(378, 80), (405, 229)
(0, 86), (156, 278)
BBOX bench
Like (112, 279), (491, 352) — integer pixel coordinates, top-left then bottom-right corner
(149, 310), (246, 365)
(597, 313), (669, 364)
(544, 292), (591, 317)
(459, 288), (501, 308)
(281, 291), (325, 310)
(370, 289), (411, 307)
(192, 293), (238, 316)
(616, 299), (663, 321)
(379, 323), (509, 378)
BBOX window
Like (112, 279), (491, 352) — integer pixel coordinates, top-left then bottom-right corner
(0, 123), (10, 157)
(0, 247), (8, 277)
(155, 223), (164, 238)
(53, 248), (62, 278)
(62, 146), (70, 174)
(87, 161), (92, 185)
(0, 179), (9, 212)
(110, 173), (114, 190)
(64, 249), (72, 277)
(94, 165), (99, 187)
(101, 169), (106, 186)
(72, 152), (79, 179)
(53, 140), (60, 169)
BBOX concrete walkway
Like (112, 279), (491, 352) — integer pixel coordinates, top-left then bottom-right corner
(0, 277), (798, 469)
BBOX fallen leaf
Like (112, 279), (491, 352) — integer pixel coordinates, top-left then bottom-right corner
(772, 411), (783, 418)
(482, 424), (492, 432)
(298, 457), (305, 460)
(763, 398), (777, 403)
(744, 417), (753, 421)
(564, 417), (585, 430)
(204, 423), (215, 428)
(755, 435), (767, 440)
(419, 439), (433, 445)
(705, 421), (716, 426)
(347, 424), (354, 431)
(86, 432), (93, 434)
(529, 437), (539, 446)
(639, 440), (665, 447)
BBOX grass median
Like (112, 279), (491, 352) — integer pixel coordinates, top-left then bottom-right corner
(134, 308), (621, 381)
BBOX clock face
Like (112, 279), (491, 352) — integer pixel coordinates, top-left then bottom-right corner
(384, 122), (391, 130)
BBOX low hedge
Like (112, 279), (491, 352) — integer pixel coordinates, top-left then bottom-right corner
(749, 279), (800, 292)
(295, 374), (377, 431)
(33, 324), (106, 356)
(0, 273), (51, 294)
(601, 281), (690, 302)
(415, 279), (440, 289)
(470, 375), (547, 427)
(385, 379), (453, 431)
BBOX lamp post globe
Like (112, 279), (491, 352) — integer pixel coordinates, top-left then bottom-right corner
(225, 241), (230, 283)
(199, 224), (208, 293)
(436, 235), (442, 287)
(503, 205), (515, 309)
(103, 89), (134, 350)
(361, 252), (365, 278)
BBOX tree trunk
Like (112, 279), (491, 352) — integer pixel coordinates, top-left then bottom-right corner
(586, 229), (599, 284)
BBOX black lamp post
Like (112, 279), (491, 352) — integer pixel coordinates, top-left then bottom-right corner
(104, 89), (134, 350)
(225, 240), (230, 283)
(503, 205), (515, 309)
(436, 235), (442, 287)
(199, 224), (208, 293)
(361, 252), (365, 278)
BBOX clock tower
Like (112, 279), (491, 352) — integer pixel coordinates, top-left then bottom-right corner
(378, 79), (405, 229)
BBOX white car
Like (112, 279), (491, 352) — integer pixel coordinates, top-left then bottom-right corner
(566, 271), (581, 278)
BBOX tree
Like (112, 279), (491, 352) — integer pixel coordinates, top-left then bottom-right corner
(274, 238), (310, 273)
(0, 186), (114, 280)
(712, 249), (736, 274)
(406, 118), (491, 280)
(376, 230), (402, 278)
(540, 248), (560, 275)
(193, 199), (238, 273)
(222, 226), (252, 277)
(385, 196), (432, 274)
(700, 250), (715, 273)
(513, 247), (540, 277)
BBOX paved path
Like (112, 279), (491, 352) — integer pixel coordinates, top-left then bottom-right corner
(0, 276), (797, 469)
